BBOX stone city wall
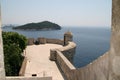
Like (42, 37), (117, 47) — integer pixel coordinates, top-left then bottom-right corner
(50, 41), (109, 80)
(47, 0), (120, 79)
(50, 41), (76, 80)
(75, 52), (109, 80)
(50, 42), (76, 62)
(57, 42), (76, 63)
(56, 51), (76, 80)
(46, 38), (64, 45)
(1, 0), (120, 80)
(109, 0), (120, 79)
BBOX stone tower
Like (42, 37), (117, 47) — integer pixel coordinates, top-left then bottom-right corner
(0, 6), (5, 80)
(64, 31), (73, 45)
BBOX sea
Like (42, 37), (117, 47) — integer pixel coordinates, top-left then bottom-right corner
(2, 26), (111, 68)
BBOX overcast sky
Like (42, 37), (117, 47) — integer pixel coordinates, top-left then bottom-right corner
(1, 0), (112, 27)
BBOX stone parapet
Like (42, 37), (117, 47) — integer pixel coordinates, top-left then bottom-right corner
(50, 41), (110, 80)
(49, 41), (76, 80)
(6, 77), (52, 80)
(38, 37), (46, 44)
(46, 38), (64, 45)
(19, 58), (27, 76)
(50, 49), (57, 61)
(109, 0), (120, 79)
(76, 52), (109, 80)
(0, 6), (5, 80)
(28, 38), (34, 45)
(56, 51), (76, 80)
(50, 42), (76, 62)
(57, 42), (76, 63)
(27, 38), (64, 45)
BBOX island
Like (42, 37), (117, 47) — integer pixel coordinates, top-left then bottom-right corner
(12, 21), (61, 30)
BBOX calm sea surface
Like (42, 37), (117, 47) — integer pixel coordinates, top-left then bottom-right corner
(2, 26), (111, 68)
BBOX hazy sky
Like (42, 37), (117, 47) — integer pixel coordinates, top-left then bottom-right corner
(1, 0), (112, 27)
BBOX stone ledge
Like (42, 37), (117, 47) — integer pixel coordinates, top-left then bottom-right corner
(57, 42), (76, 52)
(50, 41), (76, 61)
(56, 50), (76, 70)
(19, 58), (27, 76)
(6, 76), (52, 80)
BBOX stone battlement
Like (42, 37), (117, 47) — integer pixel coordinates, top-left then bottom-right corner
(28, 38), (64, 45)
(27, 31), (73, 46)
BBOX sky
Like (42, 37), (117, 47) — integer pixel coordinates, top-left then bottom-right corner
(1, 0), (112, 27)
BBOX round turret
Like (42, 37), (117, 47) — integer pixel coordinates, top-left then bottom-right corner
(64, 31), (73, 45)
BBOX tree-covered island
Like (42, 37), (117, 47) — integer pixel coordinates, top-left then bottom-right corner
(13, 21), (61, 30)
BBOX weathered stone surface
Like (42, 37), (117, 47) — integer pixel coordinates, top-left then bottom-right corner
(50, 42), (76, 62)
(19, 58), (27, 76)
(6, 77), (52, 80)
(56, 51), (76, 80)
(59, 42), (76, 63)
(28, 38), (34, 45)
(109, 0), (120, 80)
(112, 56), (120, 75)
(46, 38), (64, 45)
(50, 49), (57, 61)
(0, 7), (5, 80)
(38, 37), (46, 44)
(112, 0), (120, 32)
(50, 41), (76, 80)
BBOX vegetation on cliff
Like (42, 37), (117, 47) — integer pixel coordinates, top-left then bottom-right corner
(2, 32), (27, 76)
(13, 21), (61, 30)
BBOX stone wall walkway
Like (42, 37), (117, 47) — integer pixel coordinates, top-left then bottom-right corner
(24, 44), (64, 80)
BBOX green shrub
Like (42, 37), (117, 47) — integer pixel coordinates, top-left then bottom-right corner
(2, 32), (27, 76)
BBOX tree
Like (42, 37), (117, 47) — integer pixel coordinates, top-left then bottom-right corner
(2, 32), (27, 76)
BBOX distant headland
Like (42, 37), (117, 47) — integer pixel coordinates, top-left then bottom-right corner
(12, 21), (61, 30)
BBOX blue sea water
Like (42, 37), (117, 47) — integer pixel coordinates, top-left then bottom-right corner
(2, 26), (111, 68)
